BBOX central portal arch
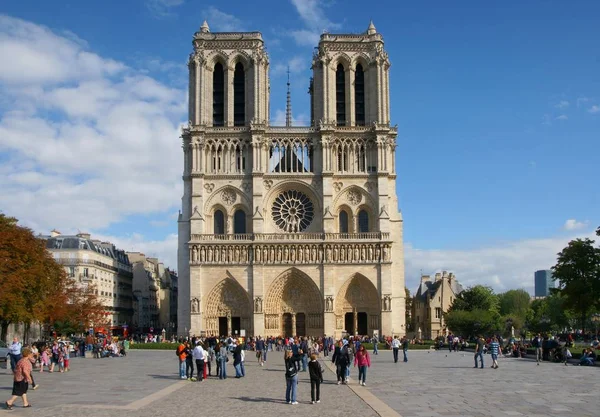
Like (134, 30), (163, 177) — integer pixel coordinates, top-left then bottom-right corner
(264, 268), (323, 337)
(204, 277), (252, 337)
(335, 274), (380, 336)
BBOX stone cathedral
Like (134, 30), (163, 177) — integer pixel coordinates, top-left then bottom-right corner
(177, 20), (405, 339)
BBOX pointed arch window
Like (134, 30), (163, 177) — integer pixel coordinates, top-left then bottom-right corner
(214, 209), (225, 235)
(339, 210), (349, 233)
(233, 63), (245, 126)
(213, 63), (225, 126)
(233, 209), (246, 234)
(355, 64), (365, 126)
(336, 64), (346, 126)
(358, 210), (369, 233)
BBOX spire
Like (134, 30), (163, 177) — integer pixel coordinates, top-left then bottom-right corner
(285, 66), (292, 127)
(367, 20), (376, 35)
(200, 20), (210, 33)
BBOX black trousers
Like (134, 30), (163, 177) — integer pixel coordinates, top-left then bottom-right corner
(216, 359), (221, 376)
(186, 360), (194, 378)
(195, 360), (204, 381)
(336, 363), (346, 382)
(310, 379), (321, 401)
(206, 360), (211, 376)
(393, 348), (399, 363)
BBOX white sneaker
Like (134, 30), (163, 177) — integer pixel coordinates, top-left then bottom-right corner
(337, 381), (341, 385)
(311, 401), (315, 404)
(291, 401), (298, 405)
(316, 400), (320, 403)
(362, 382), (366, 386)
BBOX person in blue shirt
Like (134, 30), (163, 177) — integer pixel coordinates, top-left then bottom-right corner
(489, 337), (500, 369)
(8, 337), (22, 373)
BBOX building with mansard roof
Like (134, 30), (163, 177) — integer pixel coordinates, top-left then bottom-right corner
(177, 20), (405, 338)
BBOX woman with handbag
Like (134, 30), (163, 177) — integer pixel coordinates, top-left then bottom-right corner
(284, 350), (300, 405)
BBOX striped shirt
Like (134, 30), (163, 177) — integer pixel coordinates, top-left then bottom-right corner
(490, 342), (500, 355)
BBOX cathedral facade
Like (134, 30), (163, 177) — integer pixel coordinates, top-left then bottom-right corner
(177, 20), (405, 339)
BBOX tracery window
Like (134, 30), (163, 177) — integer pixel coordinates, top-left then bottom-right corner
(233, 63), (245, 126)
(272, 190), (315, 232)
(358, 210), (369, 233)
(355, 64), (365, 126)
(213, 63), (225, 126)
(332, 137), (376, 173)
(268, 137), (314, 173)
(205, 139), (249, 174)
(339, 210), (349, 233)
(214, 210), (225, 235)
(336, 64), (346, 126)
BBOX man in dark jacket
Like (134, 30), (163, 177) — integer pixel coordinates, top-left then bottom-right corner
(331, 340), (350, 384)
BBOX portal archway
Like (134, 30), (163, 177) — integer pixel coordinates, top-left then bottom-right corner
(264, 268), (323, 337)
(335, 274), (380, 336)
(204, 278), (252, 337)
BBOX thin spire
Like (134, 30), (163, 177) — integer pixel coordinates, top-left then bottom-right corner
(285, 66), (292, 127)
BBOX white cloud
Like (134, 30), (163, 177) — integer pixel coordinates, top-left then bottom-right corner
(205, 7), (244, 32)
(576, 97), (590, 108)
(288, 0), (342, 46)
(95, 232), (179, 271)
(0, 15), (185, 235)
(563, 219), (589, 231)
(588, 105), (600, 114)
(271, 109), (310, 126)
(146, 0), (184, 17)
(404, 231), (597, 294)
(556, 114), (568, 120)
(554, 100), (569, 109)
(271, 56), (307, 77)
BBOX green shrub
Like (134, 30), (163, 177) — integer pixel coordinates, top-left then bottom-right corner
(130, 342), (178, 350)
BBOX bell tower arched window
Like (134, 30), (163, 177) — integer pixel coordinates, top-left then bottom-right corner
(214, 209), (225, 235)
(213, 63), (225, 126)
(355, 64), (365, 126)
(233, 63), (245, 126)
(336, 64), (346, 126)
(358, 210), (369, 233)
(233, 209), (246, 234)
(339, 210), (349, 233)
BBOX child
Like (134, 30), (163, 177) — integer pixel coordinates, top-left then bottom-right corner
(63, 344), (70, 372)
(308, 353), (323, 404)
(40, 347), (50, 373)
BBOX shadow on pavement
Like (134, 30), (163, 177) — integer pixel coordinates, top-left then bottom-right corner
(147, 374), (182, 380)
(235, 396), (288, 404)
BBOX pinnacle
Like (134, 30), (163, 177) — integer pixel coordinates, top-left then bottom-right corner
(200, 20), (210, 33)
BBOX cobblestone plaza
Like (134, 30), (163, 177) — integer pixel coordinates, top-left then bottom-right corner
(1, 350), (597, 416)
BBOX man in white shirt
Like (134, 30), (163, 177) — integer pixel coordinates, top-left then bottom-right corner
(391, 336), (401, 363)
(192, 342), (205, 381)
(8, 337), (22, 373)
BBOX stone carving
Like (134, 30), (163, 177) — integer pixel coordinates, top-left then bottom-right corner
(347, 189), (362, 205)
(263, 179), (273, 190)
(365, 182), (375, 192)
(241, 182), (252, 192)
(325, 296), (334, 312)
(191, 297), (200, 314)
(192, 245), (198, 262)
(254, 297), (263, 313)
(382, 294), (391, 311)
(336, 316), (343, 329)
(222, 189), (237, 205)
(333, 182), (343, 192)
(271, 190), (315, 233)
(204, 183), (215, 193)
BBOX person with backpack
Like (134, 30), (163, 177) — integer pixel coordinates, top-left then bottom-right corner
(308, 353), (323, 404)
(284, 349), (300, 404)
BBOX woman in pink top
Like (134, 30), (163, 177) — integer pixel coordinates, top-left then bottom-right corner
(353, 344), (371, 386)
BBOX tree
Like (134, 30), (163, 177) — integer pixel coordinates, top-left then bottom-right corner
(448, 285), (499, 313)
(444, 309), (500, 338)
(551, 238), (600, 332)
(405, 287), (413, 331)
(498, 289), (530, 318)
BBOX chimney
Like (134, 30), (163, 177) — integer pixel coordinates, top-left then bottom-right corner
(421, 274), (431, 283)
(435, 272), (442, 282)
(448, 273), (455, 284)
(50, 229), (61, 237)
(442, 270), (449, 279)
(77, 232), (91, 239)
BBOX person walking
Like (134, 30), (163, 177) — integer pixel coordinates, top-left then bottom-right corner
(308, 353), (323, 404)
(256, 337), (265, 366)
(489, 337), (500, 369)
(8, 337), (22, 374)
(284, 350), (300, 404)
(372, 335), (379, 355)
(391, 336), (401, 363)
(233, 343), (243, 378)
(533, 334), (543, 365)
(402, 336), (409, 362)
(4, 347), (33, 409)
(192, 342), (205, 381)
(219, 342), (229, 379)
(354, 344), (371, 386)
(332, 340), (350, 385)
(300, 337), (309, 372)
(474, 335), (485, 369)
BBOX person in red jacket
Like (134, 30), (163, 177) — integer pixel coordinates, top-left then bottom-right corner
(353, 344), (371, 386)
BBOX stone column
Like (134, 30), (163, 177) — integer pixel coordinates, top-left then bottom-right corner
(292, 314), (297, 337)
(226, 66), (234, 126)
(353, 309), (358, 336)
(227, 313), (232, 337)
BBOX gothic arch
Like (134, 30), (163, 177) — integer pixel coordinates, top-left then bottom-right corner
(332, 185), (376, 216)
(335, 274), (381, 335)
(352, 53), (371, 70)
(205, 185), (252, 216)
(263, 180), (322, 233)
(205, 50), (229, 67)
(333, 53), (352, 70)
(228, 51), (251, 69)
(204, 277), (252, 335)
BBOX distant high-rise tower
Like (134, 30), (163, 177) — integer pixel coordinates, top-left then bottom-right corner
(534, 270), (554, 297)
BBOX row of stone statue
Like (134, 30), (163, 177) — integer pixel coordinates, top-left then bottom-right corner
(190, 243), (391, 264)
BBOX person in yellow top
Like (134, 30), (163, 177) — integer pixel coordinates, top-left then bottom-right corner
(176, 342), (187, 379)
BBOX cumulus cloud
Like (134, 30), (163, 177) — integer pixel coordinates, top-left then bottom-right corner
(271, 56), (307, 76)
(588, 105), (600, 114)
(95, 232), (179, 271)
(205, 7), (244, 32)
(0, 15), (185, 235)
(404, 231), (597, 294)
(556, 114), (568, 120)
(288, 0), (341, 47)
(563, 219), (588, 231)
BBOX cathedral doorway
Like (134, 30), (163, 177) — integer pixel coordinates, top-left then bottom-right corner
(204, 278), (252, 336)
(335, 274), (380, 336)
(264, 268), (323, 337)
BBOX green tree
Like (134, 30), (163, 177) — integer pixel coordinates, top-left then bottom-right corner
(449, 285), (499, 313)
(551, 238), (600, 332)
(498, 289), (531, 318)
(444, 309), (500, 338)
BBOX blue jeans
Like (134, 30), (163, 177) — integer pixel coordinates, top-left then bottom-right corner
(9, 354), (22, 372)
(474, 352), (484, 368)
(263, 349), (267, 361)
(179, 359), (186, 378)
(234, 362), (242, 377)
(240, 361), (245, 376)
(403, 349), (408, 362)
(285, 375), (298, 403)
(373, 343), (378, 354)
(358, 365), (367, 383)
(346, 364), (350, 377)
(219, 358), (227, 379)
(302, 354), (308, 371)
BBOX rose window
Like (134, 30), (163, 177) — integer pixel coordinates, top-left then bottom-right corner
(272, 190), (314, 232)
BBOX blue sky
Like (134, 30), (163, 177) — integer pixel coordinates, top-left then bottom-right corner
(0, 0), (598, 293)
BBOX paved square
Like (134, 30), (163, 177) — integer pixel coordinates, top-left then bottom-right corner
(1, 349), (597, 416)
